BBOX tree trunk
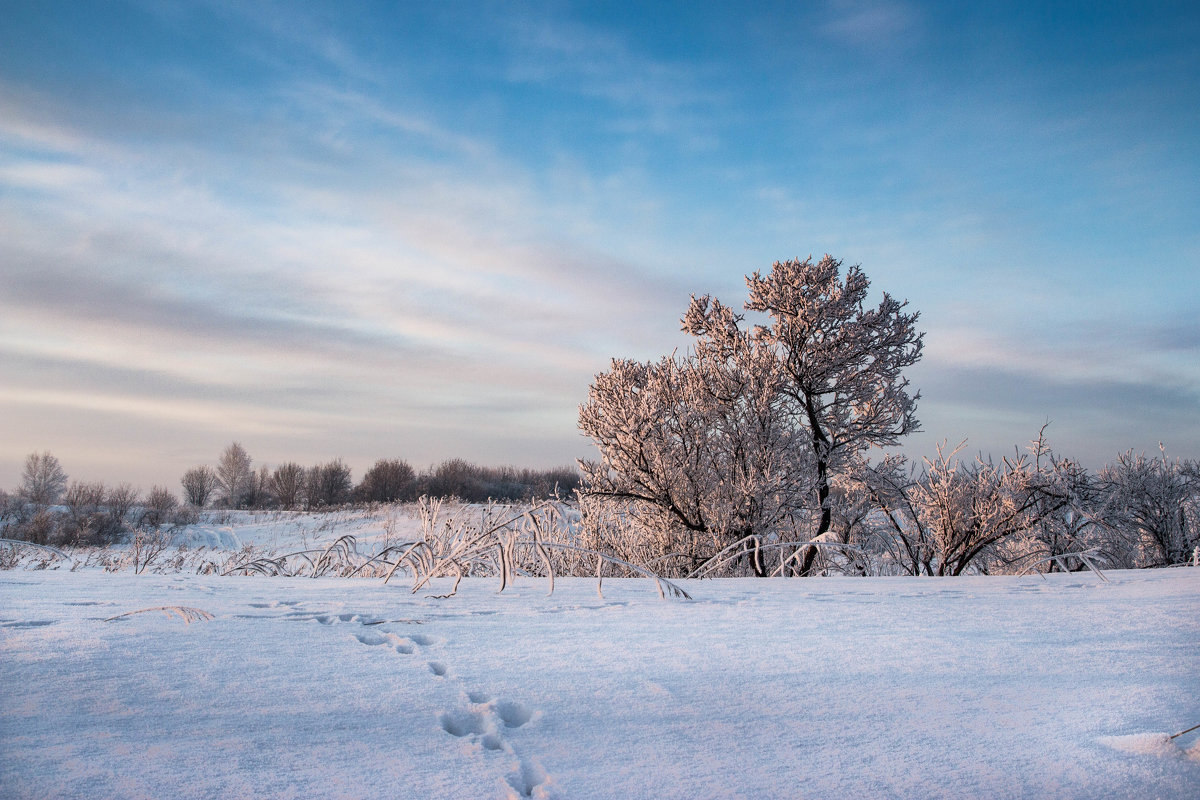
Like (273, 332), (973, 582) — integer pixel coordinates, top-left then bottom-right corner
(799, 456), (830, 576)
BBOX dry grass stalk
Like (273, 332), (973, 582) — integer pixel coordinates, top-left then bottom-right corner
(105, 606), (214, 624)
(1017, 549), (1110, 581)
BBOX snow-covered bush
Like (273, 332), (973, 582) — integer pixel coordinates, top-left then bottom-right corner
(859, 437), (1078, 576)
(1098, 448), (1198, 567)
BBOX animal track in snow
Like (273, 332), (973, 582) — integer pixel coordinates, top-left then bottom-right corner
(506, 759), (549, 799)
(440, 708), (489, 738)
(439, 697), (548, 797)
(337, 614), (550, 797)
(354, 631), (389, 646)
(495, 701), (532, 729)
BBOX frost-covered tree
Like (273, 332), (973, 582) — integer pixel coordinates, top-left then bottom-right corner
(581, 255), (923, 575)
(181, 466), (218, 508)
(738, 255), (923, 572)
(580, 296), (814, 573)
(1002, 434), (1106, 572)
(1099, 448), (1197, 566)
(20, 451), (68, 507)
(215, 443), (253, 508)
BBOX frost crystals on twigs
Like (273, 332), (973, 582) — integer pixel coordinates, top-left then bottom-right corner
(377, 498), (690, 600)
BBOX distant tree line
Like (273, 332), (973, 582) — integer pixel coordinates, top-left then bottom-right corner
(0, 452), (186, 547)
(0, 445), (581, 547)
(181, 443), (581, 511)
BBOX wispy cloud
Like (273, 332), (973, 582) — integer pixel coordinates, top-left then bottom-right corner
(501, 12), (727, 145)
(819, 0), (919, 48)
(0, 53), (693, 485)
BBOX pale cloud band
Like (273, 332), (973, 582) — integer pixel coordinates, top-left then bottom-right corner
(1, 1), (1197, 489)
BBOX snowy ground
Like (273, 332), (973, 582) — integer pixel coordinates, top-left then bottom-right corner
(2, 563), (1198, 799)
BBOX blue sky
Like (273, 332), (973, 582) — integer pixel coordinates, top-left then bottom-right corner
(1, 0), (1197, 490)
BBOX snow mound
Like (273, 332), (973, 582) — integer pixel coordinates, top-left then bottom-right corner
(1099, 733), (1200, 762)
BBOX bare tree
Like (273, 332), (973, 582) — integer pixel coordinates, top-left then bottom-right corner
(20, 451), (68, 507)
(421, 458), (483, 500)
(248, 464), (274, 509)
(60, 481), (106, 545)
(0, 489), (17, 525)
(130, 486), (177, 574)
(139, 485), (180, 530)
(215, 443), (253, 508)
(306, 460), (352, 508)
(269, 463), (306, 510)
(106, 483), (139, 524)
(180, 466), (218, 508)
(64, 481), (106, 522)
(357, 459), (416, 503)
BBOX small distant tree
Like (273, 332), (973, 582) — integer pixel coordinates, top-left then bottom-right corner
(139, 486), (179, 531)
(60, 481), (105, 545)
(215, 443), (253, 508)
(243, 464), (274, 509)
(106, 483), (139, 525)
(64, 481), (106, 522)
(421, 458), (482, 500)
(357, 459), (416, 503)
(20, 451), (68, 507)
(0, 489), (17, 525)
(522, 466), (581, 499)
(306, 460), (352, 508)
(270, 463), (306, 510)
(128, 486), (176, 573)
(180, 466), (218, 508)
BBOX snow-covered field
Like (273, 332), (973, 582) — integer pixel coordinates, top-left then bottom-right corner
(2, 532), (1198, 799)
